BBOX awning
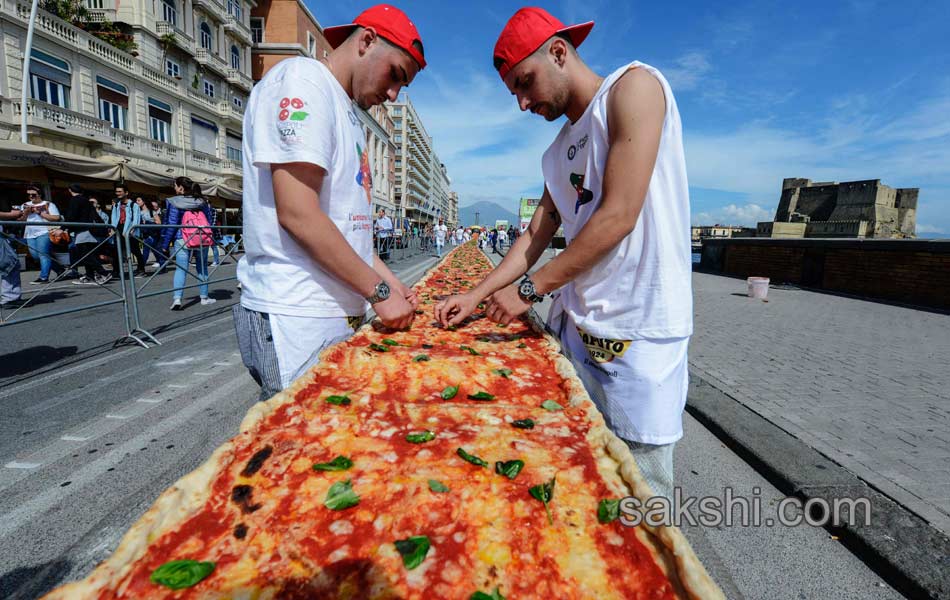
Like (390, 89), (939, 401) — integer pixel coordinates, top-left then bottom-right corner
(0, 140), (121, 180)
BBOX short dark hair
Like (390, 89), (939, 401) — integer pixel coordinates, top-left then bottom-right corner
(494, 32), (575, 73)
(68, 183), (84, 194)
(114, 183), (127, 193)
(353, 26), (425, 66)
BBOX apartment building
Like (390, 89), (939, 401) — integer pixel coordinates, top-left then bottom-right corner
(249, 0), (329, 81)
(0, 0), (254, 196)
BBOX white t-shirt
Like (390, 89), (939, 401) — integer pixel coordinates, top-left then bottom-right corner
(434, 223), (447, 242)
(23, 201), (60, 239)
(376, 216), (393, 238)
(542, 61), (693, 340)
(237, 57), (374, 318)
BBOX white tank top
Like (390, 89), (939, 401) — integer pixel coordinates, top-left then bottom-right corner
(542, 61), (693, 340)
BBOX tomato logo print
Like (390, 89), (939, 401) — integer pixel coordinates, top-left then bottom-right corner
(279, 97), (291, 108)
(278, 108), (290, 121)
(291, 97), (304, 109)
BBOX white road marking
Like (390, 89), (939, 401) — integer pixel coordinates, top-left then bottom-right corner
(155, 357), (195, 366)
(5, 462), (41, 469)
(60, 435), (90, 442)
(105, 414), (131, 420)
(213, 362), (231, 366)
(136, 398), (163, 404)
(168, 384), (188, 389)
(193, 372), (213, 376)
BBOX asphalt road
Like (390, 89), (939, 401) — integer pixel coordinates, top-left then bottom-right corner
(0, 246), (905, 599)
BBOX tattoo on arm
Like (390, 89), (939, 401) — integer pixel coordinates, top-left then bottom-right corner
(547, 209), (561, 225)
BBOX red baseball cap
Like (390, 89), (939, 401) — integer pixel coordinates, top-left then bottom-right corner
(324, 4), (426, 69)
(493, 7), (593, 80)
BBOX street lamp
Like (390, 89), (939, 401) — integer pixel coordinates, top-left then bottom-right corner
(20, 0), (41, 143)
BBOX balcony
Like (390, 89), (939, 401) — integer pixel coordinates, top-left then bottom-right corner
(226, 68), (253, 92)
(196, 48), (229, 77)
(193, 0), (226, 18)
(156, 21), (195, 55)
(186, 88), (229, 117)
(108, 129), (182, 164)
(84, 8), (117, 23)
(223, 15), (251, 44)
(7, 98), (114, 145)
(187, 149), (222, 172)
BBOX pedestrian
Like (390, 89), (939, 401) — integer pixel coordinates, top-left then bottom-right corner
(375, 208), (393, 260)
(434, 217), (447, 257)
(109, 183), (146, 278)
(63, 184), (111, 285)
(135, 196), (161, 272)
(436, 7), (692, 502)
(490, 228), (499, 254)
(19, 185), (65, 284)
(0, 198), (23, 306)
(233, 4), (422, 401)
(161, 176), (217, 310)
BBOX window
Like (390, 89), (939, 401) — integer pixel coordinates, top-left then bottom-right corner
(227, 0), (242, 19)
(29, 49), (71, 109)
(203, 79), (215, 98)
(96, 76), (128, 130)
(86, 0), (103, 8)
(161, 0), (176, 25)
(191, 116), (218, 155)
(307, 32), (316, 58)
(165, 59), (180, 78)
(226, 132), (242, 162)
(250, 17), (263, 43)
(391, 106), (402, 115)
(232, 96), (243, 108)
(230, 45), (240, 70)
(394, 134), (402, 143)
(200, 22), (213, 50)
(148, 98), (173, 143)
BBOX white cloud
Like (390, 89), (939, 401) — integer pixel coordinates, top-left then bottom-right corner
(662, 52), (712, 91)
(692, 203), (772, 226)
(917, 224), (945, 234)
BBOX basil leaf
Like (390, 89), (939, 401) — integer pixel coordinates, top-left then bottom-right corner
(491, 368), (512, 378)
(476, 336), (492, 342)
(598, 498), (621, 524)
(457, 447), (488, 467)
(428, 479), (449, 493)
(540, 399), (564, 411)
(517, 342), (528, 349)
(446, 325), (457, 331)
(470, 588), (505, 600)
(405, 430), (436, 444)
(382, 338), (400, 346)
(312, 456), (353, 471)
(414, 309), (424, 315)
(440, 385), (459, 400)
(150, 559), (215, 590)
(494, 459), (524, 480)
(467, 391), (495, 401)
(459, 345), (480, 356)
(497, 323), (507, 328)
(422, 343), (434, 349)
(325, 394), (350, 406)
(412, 354), (430, 362)
(529, 476), (557, 525)
(324, 479), (359, 510)
(511, 418), (535, 430)
(394, 535), (430, 570)
(369, 343), (389, 353)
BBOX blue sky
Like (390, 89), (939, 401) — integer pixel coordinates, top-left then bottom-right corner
(308, 1), (950, 235)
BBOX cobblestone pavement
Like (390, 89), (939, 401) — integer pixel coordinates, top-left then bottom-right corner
(689, 273), (950, 535)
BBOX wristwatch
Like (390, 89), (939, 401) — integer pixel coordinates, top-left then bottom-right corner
(365, 280), (391, 304)
(517, 275), (545, 304)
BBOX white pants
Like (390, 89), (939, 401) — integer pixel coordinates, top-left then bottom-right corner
(269, 314), (360, 389)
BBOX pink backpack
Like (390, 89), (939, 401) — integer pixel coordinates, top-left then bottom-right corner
(181, 209), (213, 248)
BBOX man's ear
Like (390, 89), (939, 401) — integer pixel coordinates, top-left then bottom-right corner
(549, 38), (568, 67)
(359, 27), (378, 56)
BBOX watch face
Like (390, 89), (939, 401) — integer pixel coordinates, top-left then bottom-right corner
(519, 280), (534, 298)
(377, 281), (391, 300)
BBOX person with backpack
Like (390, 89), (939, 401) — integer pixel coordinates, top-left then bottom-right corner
(160, 176), (216, 310)
(63, 184), (111, 285)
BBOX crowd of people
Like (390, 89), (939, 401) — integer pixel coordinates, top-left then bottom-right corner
(370, 211), (520, 261)
(0, 176), (229, 310)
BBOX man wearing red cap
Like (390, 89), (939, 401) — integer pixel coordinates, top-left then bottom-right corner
(235, 4), (425, 402)
(437, 8), (693, 501)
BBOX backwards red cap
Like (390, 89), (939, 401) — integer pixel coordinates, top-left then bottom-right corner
(324, 4), (426, 69)
(493, 7), (593, 80)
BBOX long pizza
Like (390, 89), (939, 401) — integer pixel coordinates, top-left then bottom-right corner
(45, 242), (724, 599)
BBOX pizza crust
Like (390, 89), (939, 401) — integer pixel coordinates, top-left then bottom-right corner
(44, 247), (723, 599)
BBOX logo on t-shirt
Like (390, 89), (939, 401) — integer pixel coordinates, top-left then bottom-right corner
(277, 97), (309, 144)
(356, 143), (372, 204)
(567, 145), (577, 160)
(570, 173), (594, 213)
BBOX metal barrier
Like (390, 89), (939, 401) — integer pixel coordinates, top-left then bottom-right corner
(0, 220), (150, 347)
(124, 223), (243, 346)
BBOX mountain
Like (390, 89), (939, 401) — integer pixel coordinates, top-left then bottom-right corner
(458, 200), (521, 228)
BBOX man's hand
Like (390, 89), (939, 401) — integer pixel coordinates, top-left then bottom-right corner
(484, 284), (532, 326)
(435, 292), (482, 327)
(373, 294), (415, 330)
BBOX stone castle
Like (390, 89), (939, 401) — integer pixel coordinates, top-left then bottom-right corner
(756, 178), (918, 239)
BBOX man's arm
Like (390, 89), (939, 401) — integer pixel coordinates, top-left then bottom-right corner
(434, 186), (559, 326)
(482, 68), (666, 325)
(272, 162), (414, 329)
